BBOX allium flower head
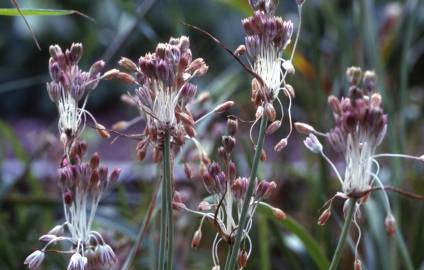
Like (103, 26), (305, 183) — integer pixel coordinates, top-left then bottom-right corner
(46, 43), (106, 152)
(116, 36), (208, 161)
(25, 141), (120, 269)
(326, 68), (387, 195)
(235, 0), (303, 149)
(296, 66), (424, 265)
(178, 118), (285, 269)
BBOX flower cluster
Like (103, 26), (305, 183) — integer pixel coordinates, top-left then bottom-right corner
(46, 43), (107, 153)
(177, 118), (285, 269)
(234, 0), (303, 151)
(326, 68), (387, 195)
(114, 36), (209, 162)
(25, 141), (120, 270)
(296, 66), (424, 267)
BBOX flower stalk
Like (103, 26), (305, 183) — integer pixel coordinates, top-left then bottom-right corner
(224, 114), (268, 270)
(158, 130), (174, 270)
(164, 131), (174, 270)
(329, 199), (356, 270)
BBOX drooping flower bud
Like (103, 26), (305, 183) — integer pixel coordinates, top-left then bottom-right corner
(384, 214), (396, 237)
(354, 259), (362, 270)
(294, 122), (316, 135)
(274, 138), (288, 152)
(317, 208), (331, 226)
(238, 249), (248, 269)
(272, 207), (287, 220)
(266, 120), (281, 135)
(24, 250), (45, 269)
(303, 134), (322, 154)
(191, 229), (202, 249)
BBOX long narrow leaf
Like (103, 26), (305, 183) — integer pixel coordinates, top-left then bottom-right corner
(0, 8), (92, 19)
(258, 204), (330, 270)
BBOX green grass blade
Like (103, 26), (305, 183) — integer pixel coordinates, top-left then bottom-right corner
(258, 204), (330, 270)
(0, 8), (82, 16)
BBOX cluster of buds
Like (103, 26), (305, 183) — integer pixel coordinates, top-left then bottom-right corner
(296, 66), (424, 268)
(234, 0), (303, 150)
(113, 36), (212, 162)
(177, 118), (285, 269)
(25, 141), (120, 270)
(46, 43), (108, 153)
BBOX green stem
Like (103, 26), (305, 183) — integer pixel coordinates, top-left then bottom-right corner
(329, 199), (356, 270)
(224, 114), (268, 270)
(158, 144), (167, 270)
(396, 228), (414, 270)
(164, 133), (174, 270)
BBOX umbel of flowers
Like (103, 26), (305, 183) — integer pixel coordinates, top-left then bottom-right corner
(25, 43), (120, 270)
(296, 66), (424, 269)
(25, 141), (121, 270)
(114, 35), (209, 161)
(46, 43), (109, 156)
(176, 118), (286, 270)
(234, 0), (305, 149)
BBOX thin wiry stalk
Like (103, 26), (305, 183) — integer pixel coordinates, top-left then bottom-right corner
(328, 199), (356, 270)
(121, 186), (158, 270)
(224, 114), (268, 270)
(164, 133), (174, 270)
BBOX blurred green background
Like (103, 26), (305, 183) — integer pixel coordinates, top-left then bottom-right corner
(1, 0), (424, 269)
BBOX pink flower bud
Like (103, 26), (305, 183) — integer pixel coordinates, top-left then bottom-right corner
(317, 208), (331, 226)
(191, 229), (202, 249)
(385, 214), (396, 237)
(272, 207), (287, 220)
(264, 103), (276, 121)
(354, 259), (362, 270)
(266, 120), (281, 135)
(215, 101), (234, 113)
(238, 249), (248, 268)
(294, 122), (315, 135)
(274, 138), (288, 152)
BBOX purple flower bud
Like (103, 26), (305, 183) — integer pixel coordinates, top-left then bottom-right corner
(24, 250), (45, 269)
(109, 168), (121, 184)
(64, 191), (73, 205)
(222, 136), (236, 153)
(155, 43), (167, 59)
(228, 161), (237, 181)
(178, 36), (190, 52)
(90, 152), (100, 170)
(245, 35), (260, 58)
(68, 43), (83, 64)
(89, 60), (105, 79)
(179, 83), (197, 104)
(47, 82), (61, 103)
(156, 60), (170, 85)
(214, 171), (227, 193)
(97, 244), (118, 266)
(98, 166), (109, 184)
(49, 44), (63, 60)
(208, 162), (221, 177)
(232, 177), (248, 200)
(49, 61), (61, 82)
(304, 134), (323, 154)
(255, 180), (277, 199)
(67, 252), (87, 270)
